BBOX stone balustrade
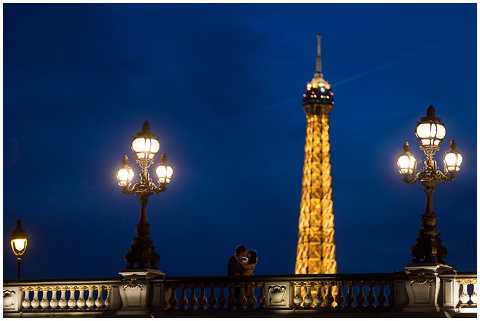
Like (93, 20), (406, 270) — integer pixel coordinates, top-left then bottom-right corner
(155, 273), (407, 315)
(3, 272), (477, 317)
(3, 279), (121, 316)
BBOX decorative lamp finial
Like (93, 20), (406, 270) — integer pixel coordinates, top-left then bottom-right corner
(427, 105), (435, 118)
(450, 139), (457, 150)
(142, 120), (150, 132)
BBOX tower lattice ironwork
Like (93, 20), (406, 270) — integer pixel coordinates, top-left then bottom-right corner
(295, 34), (337, 274)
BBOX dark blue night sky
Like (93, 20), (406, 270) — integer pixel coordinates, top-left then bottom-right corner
(4, 4), (476, 280)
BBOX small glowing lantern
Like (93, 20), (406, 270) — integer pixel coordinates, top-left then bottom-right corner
(131, 121), (160, 160)
(444, 140), (463, 174)
(156, 154), (174, 184)
(415, 105), (446, 151)
(117, 154), (134, 187)
(397, 142), (416, 176)
(10, 220), (28, 258)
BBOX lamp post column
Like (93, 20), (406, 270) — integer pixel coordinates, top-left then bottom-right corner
(16, 258), (21, 280)
(125, 194), (160, 270)
(412, 182), (447, 265)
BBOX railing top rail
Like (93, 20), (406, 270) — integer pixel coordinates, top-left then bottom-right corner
(439, 272), (477, 279)
(4, 276), (121, 286)
(159, 272), (406, 283)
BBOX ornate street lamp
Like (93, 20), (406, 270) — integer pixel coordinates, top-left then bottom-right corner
(10, 219), (28, 280)
(396, 105), (463, 266)
(116, 121), (174, 270)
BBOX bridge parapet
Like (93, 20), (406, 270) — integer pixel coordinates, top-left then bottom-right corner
(3, 272), (476, 317)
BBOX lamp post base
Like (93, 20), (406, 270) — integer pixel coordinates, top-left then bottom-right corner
(403, 263), (456, 313)
(117, 269), (165, 316)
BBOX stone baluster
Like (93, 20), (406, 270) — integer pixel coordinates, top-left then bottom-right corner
(377, 281), (386, 308)
(312, 282), (323, 308)
(240, 283), (248, 310)
(76, 287), (85, 309)
(50, 287), (59, 309)
(366, 283), (375, 309)
(40, 288), (50, 309)
(168, 287), (178, 310)
(198, 285), (207, 310)
(357, 281), (366, 309)
(218, 286), (226, 309)
(319, 282), (329, 308)
(180, 285), (188, 310)
(22, 287), (31, 309)
(207, 285), (216, 309)
(86, 286), (95, 309)
(470, 283), (477, 304)
(31, 288), (40, 309)
(345, 281), (354, 309)
(95, 285), (104, 308)
(248, 282), (258, 309)
(293, 283), (302, 307)
(227, 286), (236, 309)
(334, 281), (343, 309)
(105, 286), (112, 308)
(332, 283), (340, 309)
(459, 283), (469, 306)
(67, 286), (77, 308)
(191, 286), (199, 310)
(58, 287), (67, 309)
(303, 282), (313, 307)
(326, 282), (334, 308)
(258, 283), (266, 309)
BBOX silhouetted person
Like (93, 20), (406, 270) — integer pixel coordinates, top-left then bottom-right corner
(227, 245), (248, 308)
(243, 250), (258, 276)
(228, 245), (247, 276)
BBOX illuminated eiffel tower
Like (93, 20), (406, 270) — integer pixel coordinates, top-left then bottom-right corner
(295, 34), (337, 274)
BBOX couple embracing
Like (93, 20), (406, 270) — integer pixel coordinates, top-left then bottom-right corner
(227, 245), (258, 276)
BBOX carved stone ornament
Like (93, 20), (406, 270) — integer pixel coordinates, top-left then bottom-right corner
(409, 272), (435, 287)
(3, 289), (17, 311)
(121, 276), (146, 290)
(268, 285), (287, 305)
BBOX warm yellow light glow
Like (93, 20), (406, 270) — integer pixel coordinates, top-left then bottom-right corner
(416, 123), (432, 138)
(444, 151), (463, 173)
(397, 153), (416, 175)
(10, 238), (27, 256)
(156, 165), (174, 184)
(117, 167), (134, 187)
(131, 137), (160, 160)
(416, 122), (446, 148)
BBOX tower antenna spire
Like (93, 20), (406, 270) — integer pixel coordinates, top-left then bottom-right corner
(315, 33), (322, 74)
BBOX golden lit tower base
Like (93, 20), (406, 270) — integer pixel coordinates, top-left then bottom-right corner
(295, 34), (337, 274)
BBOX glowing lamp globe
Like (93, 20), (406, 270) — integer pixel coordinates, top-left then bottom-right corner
(10, 220), (28, 258)
(117, 154), (134, 187)
(397, 142), (416, 176)
(415, 105), (446, 151)
(131, 121), (160, 160)
(156, 154), (174, 184)
(444, 140), (463, 174)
